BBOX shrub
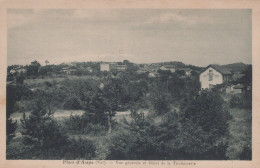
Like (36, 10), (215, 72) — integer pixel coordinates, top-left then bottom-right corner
(18, 101), (96, 159)
(63, 137), (96, 159)
(63, 114), (89, 134)
(153, 95), (170, 115)
(6, 141), (34, 159)
(239, 145), (252, 160)
(7, 137), (96, 160)
(229, 95), (242, 108)
(63, 97), (82, 110)
(16, 75), (25, 85)
(107, 90), (231, 160)
(44, 81), (53, 87)
(83, 123), (106, 136)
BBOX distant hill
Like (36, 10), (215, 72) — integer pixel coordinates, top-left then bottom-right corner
(222, 62), (250, 73)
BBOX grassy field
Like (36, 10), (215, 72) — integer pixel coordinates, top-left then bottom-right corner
(24, 75), (100, 86)
(226, 108), (252, 159)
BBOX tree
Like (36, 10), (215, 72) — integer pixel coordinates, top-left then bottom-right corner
(6, 84), (32, 144)
(102, 78), (123, 134)
(20, 100), (67, 148)
(38, 66), (53, 76)
(16, 75), (25, 85)
(26, 60), (41, 77)
(153, 94), (170, 115)
(107, 109), (181, 160)
(175, 70), (186, 76)
(180, 90), (232, 159)
(240, 65), (252, 90)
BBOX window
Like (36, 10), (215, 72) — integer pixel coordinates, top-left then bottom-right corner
(209, 70), (213, 81)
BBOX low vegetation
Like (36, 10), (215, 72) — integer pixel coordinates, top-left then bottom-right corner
(6, 60), (252, 160)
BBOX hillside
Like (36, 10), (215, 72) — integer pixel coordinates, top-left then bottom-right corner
(222, 62), (250, 73)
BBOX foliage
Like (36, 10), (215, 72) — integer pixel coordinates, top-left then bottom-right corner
(63, 137), (96, 159)
(16, 75), (25, 85)
(62, 113), (106, 135)
(19, 100), (96, 159)
(229, 93), (252, 109)
(6, 84), (32, 144)
(63, 114), (87, 134)
(20, 101), (68, 149)
(107, 90), (231, 160)
(239, 65), (252, 88)
(229, 95), (242, 108)
(44, 81), (53, 87)
(153, 94), (170, 115)
(39, 66), (54, 76)
(175, 70), (186, 76)
(26, 60), (41, 77)
(182, 90), (231, 139)
(7, 137), (96, 160)
(239, 145), (252, 160)
(63, 97), (82, 110)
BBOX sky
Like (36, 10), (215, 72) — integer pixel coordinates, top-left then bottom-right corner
(7, 9), (252, 67)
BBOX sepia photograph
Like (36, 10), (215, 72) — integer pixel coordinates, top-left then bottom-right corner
(5, 8), (252, 161)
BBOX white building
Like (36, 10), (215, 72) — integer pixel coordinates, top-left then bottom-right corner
(159, 65), (176, 73)
(100, 63), (126, 71)
(199, 64), (232, 89)
(100, 63), (110, 71)
(10, 67), (27, 74)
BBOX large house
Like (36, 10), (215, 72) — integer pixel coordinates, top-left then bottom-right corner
(199, 64), (232, 89)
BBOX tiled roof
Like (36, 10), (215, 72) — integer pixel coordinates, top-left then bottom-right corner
(207, 64), (232, 75)
(163, 65), (175, 69)
(233, 84), (244, 89)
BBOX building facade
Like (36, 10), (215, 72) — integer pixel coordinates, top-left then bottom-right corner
(199, 64), (232, 89)
(100, 63), (110, 71)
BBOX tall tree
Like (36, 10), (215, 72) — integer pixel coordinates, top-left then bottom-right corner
(102, 78), (123, 134)
(20, 100), (68, 151)
(26, 60), (41, 77)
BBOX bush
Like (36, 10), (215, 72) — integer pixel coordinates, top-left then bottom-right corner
(63, 114), (106, 135)
(63, 114), (88, 134)
(7, 137), (96, 160)
(18, 101), (96, 159)
(229, 95), (242, 108)
(44, 81), (53, 87)
(239, 145), (252, 160)
(83, 123), (106, 136)
(107, 90), (231, 160)
(16, 75), (25, 85)
(153, 95), (170, 115)
(63, 97), (82, 110)
(63, 137), (96, 159)
(6, 141), (34, 159)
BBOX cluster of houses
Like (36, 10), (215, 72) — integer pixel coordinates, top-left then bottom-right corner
(8, 61), (248, 94)
(100, 62), (194, 79)
(9, 66), (27, 74)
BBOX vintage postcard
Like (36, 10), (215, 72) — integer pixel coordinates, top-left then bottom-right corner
(0, 0), (259, 168)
